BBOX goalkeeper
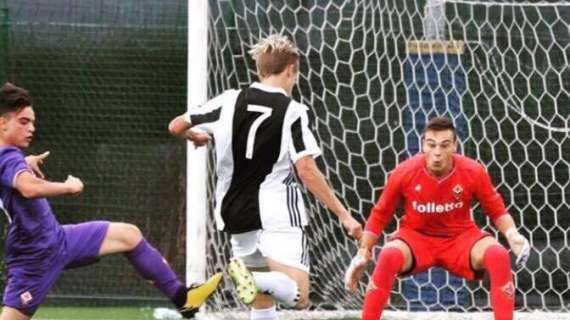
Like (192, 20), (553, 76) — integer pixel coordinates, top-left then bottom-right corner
(345, 117), (530, 320)
(0, 83), (221, 320)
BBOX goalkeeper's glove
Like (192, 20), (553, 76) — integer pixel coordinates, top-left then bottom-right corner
(506, 228), (530, 269)
(344, 248), (371, 294)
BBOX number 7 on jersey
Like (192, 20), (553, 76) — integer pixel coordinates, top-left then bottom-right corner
(245, 105), (272, 159)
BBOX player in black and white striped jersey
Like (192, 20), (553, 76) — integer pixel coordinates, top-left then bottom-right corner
(169, 34), (362, 320)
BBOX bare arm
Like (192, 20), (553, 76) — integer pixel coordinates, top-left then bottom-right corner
(168, 115), (192, 138)
(15, 171), (83, 199)
(295, 156), (362, 239)
(358, 231), (379, 256)
(168, 114), (211, 146)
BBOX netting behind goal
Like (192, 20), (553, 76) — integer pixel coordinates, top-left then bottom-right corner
(202, 0), (570, 316)
(0, 0), (187, 307)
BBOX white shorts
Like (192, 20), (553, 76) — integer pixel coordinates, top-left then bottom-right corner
(230, 227), (309, 273)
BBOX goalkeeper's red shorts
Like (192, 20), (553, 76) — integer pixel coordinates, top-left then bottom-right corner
(389, 226), (491, 281)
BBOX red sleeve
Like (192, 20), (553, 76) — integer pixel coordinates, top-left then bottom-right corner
(364, 170), (402, 236)
(476, 165), (508, 222)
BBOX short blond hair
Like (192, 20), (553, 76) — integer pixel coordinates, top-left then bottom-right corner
(248, 34), (299, 78)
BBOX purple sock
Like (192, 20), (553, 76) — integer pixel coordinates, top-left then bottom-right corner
(126, 239), (186, 307)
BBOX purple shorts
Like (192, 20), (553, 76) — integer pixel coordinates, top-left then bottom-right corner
(3, 221), (110, 315)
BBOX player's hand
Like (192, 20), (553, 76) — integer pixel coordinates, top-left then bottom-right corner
(64, 175), (84, 195)
(25, 151), (50, 179)
(344, 248), (371, 294)
(185, 130), (212, 147)
(506, 229), (530, 269)
(340, 215), (363, 240)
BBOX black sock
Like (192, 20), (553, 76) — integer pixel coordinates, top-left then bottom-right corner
(173, 286), (188, 309)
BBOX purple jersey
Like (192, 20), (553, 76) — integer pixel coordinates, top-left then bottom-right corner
(0, 146), (65, 268)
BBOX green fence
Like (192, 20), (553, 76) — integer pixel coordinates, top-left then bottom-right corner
(0, 0), (188, 306)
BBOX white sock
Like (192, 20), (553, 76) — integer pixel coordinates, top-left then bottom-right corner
(252, 271), (300, 308)
(250, 306), (277, 320)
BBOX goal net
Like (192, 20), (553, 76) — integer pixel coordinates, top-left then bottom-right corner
(197, 0), (570, 318)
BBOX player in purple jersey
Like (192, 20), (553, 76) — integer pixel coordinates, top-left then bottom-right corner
(0, 82), (222, 320)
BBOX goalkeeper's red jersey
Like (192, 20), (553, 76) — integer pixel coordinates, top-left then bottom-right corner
(365, 154), (508, 237)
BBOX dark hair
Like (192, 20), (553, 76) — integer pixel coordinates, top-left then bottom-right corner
(0, 82), (32, 115)
(423, 116), (456, 140)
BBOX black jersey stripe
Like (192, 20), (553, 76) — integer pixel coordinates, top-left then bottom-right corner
(190, 106), (221, 125)
(283, 171), (295, 185)
(301, 229), (309, 267)
(291, 187), (301, 227)
(291, 117), (306, 154)
(287, 185), (295, 226)
(289, 186), (297, 227)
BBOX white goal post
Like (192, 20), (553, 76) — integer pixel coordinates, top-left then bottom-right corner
(186, 0), (209, 285)
(188, 0), (570, 318)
